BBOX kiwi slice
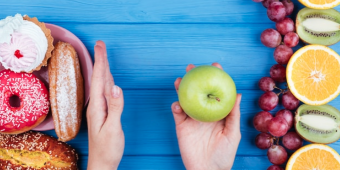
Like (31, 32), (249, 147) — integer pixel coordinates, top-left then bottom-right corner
(296, 8), (340, 46)
(295, 104), (340, 144)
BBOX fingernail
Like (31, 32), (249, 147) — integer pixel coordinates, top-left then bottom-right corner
(112, 85), (121, 98)
(237, 94), (242, 104)
(175, 104), (181, 110)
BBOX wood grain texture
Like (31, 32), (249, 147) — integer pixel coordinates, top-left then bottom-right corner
(119, 155), (273, 170)
(39, 23), (307, 90)
(51, 22), (340, 90)
(73, 155), (273, 170)
(0, 0), (290, 24)
(44, 89), (340, 156)
(3, 0), (340, 169)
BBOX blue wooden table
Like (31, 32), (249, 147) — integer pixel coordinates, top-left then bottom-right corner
(3, 0), (340, 169)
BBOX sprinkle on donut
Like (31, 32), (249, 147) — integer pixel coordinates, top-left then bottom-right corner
(0, 70), (49, 134)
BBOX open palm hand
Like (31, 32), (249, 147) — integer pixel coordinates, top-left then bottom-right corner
(87, 41), (124, 170)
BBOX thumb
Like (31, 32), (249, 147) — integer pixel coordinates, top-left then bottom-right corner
(223, 94), (242, 136)
(171, 102), (188, 125)
(104, 85), (124, 129)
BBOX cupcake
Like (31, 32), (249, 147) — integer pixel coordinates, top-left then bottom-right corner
(0, 14), (54, 73)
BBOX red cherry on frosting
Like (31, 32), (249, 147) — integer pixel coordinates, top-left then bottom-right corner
(14, 50), (23, 58)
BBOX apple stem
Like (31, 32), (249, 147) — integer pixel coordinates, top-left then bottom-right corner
(208, 94), (220, 102)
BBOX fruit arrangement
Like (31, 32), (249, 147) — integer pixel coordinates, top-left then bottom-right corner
(253, 1), (301, 169)
(253, 0), (340, 169)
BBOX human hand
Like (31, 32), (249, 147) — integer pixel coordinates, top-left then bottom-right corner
(87, 41), (125, 170)
(171, 63), (242, 170)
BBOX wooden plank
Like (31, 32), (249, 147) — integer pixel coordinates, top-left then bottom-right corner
(56, 22), (340, 90)
(120, 155), (274, 169)
(0, 0), (300, 24)
(4, 1), (340, 169)
(74, 155), (273, 170)
(39, 22), (328, 90)
(43, 89), (340, 156)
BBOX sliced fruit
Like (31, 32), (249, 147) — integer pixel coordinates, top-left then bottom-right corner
(298, 0), (340, 9)
(296, 8), (340, 46)
(286, 144), (340, 170)
(286, 45), (340, 105)
(295, 104), (340, 144)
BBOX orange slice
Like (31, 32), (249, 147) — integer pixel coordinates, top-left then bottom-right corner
(298, 0), (340, 9)
(286, 45), (340, 105)
(286, 144), (340, 170)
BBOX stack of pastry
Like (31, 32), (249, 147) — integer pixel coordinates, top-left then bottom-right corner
(0, 14), (85, 169)
(0, 14), (84, 141)
(0, 14), (54, 134)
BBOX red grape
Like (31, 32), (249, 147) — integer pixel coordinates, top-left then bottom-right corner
(282, 132), (303, 150)
(282, 91), (300, 110)
(282, 0), (294, 16)
(261, 29), (282, 48)
(270, 64), (286, 83)
(255, 133), (273, 149)
(253, 0), (265, 2)
(274, 45), (293, 64)
(267, 165), (284, 170)
(276, 109), (293, 129)
(254, 111), (273, 132)
(259, 77), (276, 92)
(267, 145), (288, 165)
(262, 0), (279, 8)
(267, 2), (286, 22)
(267, 117), (289, 137)
(259, 92), (279, 111)
(284, 32), (299, 48)
(276, 18), (295, 35)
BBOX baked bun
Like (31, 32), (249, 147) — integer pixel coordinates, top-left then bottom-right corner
(0, 131), (78, 170)
(48, 41), (84, 142)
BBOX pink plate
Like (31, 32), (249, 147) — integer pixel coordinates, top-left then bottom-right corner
(0, 24), (93, 131)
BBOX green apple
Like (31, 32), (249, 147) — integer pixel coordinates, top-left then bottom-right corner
(178, 65), (237, 122)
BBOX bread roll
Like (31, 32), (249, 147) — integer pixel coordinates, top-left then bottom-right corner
(0, 131), (78, 170)
(48, 41), (84, 142)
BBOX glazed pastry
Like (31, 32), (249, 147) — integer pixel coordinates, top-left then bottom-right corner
(0, 70), (49, 134)
(0, 131), (78, 170)
(48, 41), (84, 142)
(0, 14), (54, 73)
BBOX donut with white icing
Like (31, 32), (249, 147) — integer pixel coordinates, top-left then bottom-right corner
(0, 70), (49, 134)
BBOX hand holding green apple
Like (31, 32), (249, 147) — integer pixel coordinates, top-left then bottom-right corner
(178, 64), (237, 122)
(171, 63), (242, 170)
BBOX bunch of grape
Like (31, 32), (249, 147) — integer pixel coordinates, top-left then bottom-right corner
(255, 0), (299, 64)
(252, 1), (303, 169)
(255, 79), (303, 168)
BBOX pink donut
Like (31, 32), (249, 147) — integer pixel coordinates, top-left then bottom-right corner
(0, 70), (49, 134)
